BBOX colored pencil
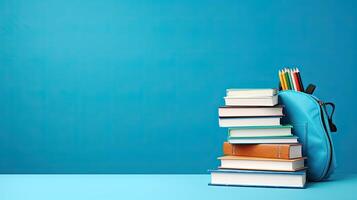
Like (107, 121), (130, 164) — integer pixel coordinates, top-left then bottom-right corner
(293, 68), (301, 91)
(278, 70), (283, 90)
(282, 70), (287, 90)
(279, 70), (286, 90)
(296, 68), (304, 92)
(284, 69), (291, 89)
(289, 69), (297, 91)
(289, 69), (296, 90)
(287, 68), (293, 90)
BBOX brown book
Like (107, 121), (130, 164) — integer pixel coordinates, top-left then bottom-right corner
(223, 142), (302, 159)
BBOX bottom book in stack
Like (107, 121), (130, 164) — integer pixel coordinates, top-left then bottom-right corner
(209, 169), (306, 188)
(209, 143), (307, 188)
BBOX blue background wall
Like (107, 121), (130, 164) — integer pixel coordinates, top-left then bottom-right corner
(0, 0), (356, 173)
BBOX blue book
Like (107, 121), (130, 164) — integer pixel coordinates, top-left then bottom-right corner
(209, 169), (306, 188)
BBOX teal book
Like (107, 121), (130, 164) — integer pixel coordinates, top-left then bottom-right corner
(228, 135), (298, 144)
(228, 125), (292, 138)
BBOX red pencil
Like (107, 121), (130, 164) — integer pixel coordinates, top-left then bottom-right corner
(296, 68), (305, 92)
(293, 68), (301, 91)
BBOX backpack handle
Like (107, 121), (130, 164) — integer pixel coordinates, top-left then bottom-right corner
(323, 102), (337, 132)
(305, 84), (316, 94)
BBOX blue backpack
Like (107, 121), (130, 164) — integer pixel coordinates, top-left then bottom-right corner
(278, 90), (337, 182)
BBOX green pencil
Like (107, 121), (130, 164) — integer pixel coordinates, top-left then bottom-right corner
(288, 68), (295, 90)
(284, 68), (291, 89)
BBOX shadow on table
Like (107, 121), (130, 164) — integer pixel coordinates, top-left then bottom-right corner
(307, 173), (357, 188)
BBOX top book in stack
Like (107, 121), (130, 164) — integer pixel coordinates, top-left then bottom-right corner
(224, 89), (278, 106)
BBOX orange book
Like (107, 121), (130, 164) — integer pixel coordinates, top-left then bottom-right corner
(223, 142), (302, 159)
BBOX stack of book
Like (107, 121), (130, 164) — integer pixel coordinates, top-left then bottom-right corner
(210, 89), (307, 188)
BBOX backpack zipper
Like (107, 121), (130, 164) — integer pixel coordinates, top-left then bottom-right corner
(316, 100), (334, 179)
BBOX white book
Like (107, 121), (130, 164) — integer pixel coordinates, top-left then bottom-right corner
(210, 169), (306, 188)
(224, 95), (278, 106)
(228, 125), (292, 138)
(218, 106), (283, 117)
(228, 136), (299, 144)
(218, 156), (305, 171)
(226, 88), (277, 98)
(219, 117), (281, 127)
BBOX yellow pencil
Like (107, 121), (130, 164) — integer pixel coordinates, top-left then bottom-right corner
(278, 70), (285, 90)
(281, 69), (287, 90)
(283, 68), (289, 90)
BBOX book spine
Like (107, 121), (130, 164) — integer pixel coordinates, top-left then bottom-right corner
(223, 142), (291, 159)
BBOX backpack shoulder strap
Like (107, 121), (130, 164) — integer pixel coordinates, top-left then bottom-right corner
(323, 102), (337, 132)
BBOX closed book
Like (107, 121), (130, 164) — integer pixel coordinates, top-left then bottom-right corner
(218, 156), (306, 171)
(228, 125), (292, 138)
(224, 95), (278, 106)
(223, 142), (302, 159)
(209, 169), (306, 188)
(219, 116), (281, 127)
(218, 105), (283, 117)
(226, 89), (277, 98)
(228, 135), (298, 144)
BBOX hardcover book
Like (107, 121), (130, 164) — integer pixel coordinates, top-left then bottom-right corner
(218, 156), (306, 171)
(228, 135), (298, 144)
(218, 105), (283, 117)
(209, 169), (306, 188)
(223, 142), (302, 159)
(228, 125), (292, 138)
(219, 116), (281, 127)
(226, 89), (277, 98)
(224, 95), (278, 106)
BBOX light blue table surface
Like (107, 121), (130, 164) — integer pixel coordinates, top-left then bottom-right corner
(1, 174), (356, 200)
